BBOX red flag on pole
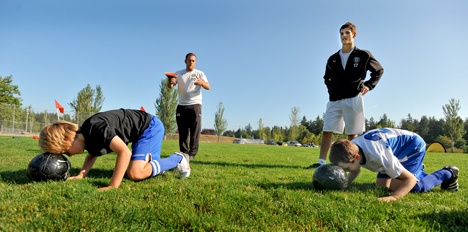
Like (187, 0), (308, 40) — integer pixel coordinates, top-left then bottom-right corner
(140, 106), (146, 112)
(55, 100), (65, 113)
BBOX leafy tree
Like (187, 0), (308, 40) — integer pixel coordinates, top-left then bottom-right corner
(69, 84), (105, 123)
(309, 115), (324, 135)
(288, 107), (300, 141)
(235, 128), (249, 139)
(0, 75), (21, 105)
(463, 118), (468, 153)
(155, 79), (178, 138)
(400, 114), (416, 131)
(263, 126), (272, 140)
(0, 75), (22, 125)
(222, 130), (236, 137)
(244, 124), (253, 136)
(271, 126), (286, 143)
(257, 118), (268, 140)
(214, 102), (228, 143)
(442, 99), (465, 152)
(426, 116), (444, 143)
(366, 117), (377, 130)
(297, 125), (317, 144)
(463, 118), (468, 145)
(415, 116), (429, 140)
(300, 116), (310, 132)
(377, 114), (395, 128)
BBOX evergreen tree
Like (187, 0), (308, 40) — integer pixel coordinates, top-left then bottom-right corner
(442, 99), (466, 152)
(155, 78), (178, 138)
(214, 102), (228, 143)
(69, 84), (105, 124)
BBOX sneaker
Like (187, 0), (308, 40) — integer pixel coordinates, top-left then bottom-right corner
(306, 163), (323, 169)
(189, 155), (195, 160)
(176, 152), (191, 179)
(441, 166), (459, 191)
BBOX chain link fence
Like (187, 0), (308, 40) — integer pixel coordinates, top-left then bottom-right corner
(0, 103), (96, 135)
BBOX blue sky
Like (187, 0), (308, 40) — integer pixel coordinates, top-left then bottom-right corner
(1, 0), (467, 131)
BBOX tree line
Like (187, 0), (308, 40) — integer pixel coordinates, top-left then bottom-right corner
(1, 75), (467, 153)
(220, 100), (468, 153)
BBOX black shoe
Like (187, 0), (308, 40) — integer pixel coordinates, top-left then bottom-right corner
(306, 163), (323, 169)
(441, 166), (459, 191)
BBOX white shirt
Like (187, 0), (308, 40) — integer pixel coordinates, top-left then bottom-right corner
(174, 69), (208, 105)
(352, 128), (421, 178)
(339, 48), (354, 70)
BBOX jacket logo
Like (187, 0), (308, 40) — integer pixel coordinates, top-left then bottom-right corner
(353, 57), (360, 68)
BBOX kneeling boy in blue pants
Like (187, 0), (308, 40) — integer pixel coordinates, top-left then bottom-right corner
(39, 109), (190, 191)
(330, 128), (459, 202)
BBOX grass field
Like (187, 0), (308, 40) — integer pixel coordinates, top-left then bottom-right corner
(0, 135), (467, 231)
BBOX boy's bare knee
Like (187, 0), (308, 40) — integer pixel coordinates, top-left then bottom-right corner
(126, 170), (145, 181)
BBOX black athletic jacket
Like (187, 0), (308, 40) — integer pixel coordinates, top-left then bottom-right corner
(324, 47), (384, 101)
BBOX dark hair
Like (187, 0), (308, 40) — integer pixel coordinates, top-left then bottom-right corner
(340, 22), (357, 35)
(185, 53), (197, 61)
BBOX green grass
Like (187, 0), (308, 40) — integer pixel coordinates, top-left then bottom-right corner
(0, 136), (467, 231)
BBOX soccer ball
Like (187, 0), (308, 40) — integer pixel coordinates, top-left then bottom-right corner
(312, 164), (348, 190)
(27, 153), (71, 182)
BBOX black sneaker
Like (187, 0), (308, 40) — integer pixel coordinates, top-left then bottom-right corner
(441, 166), (459, 191)
(306, 163), (323, 169)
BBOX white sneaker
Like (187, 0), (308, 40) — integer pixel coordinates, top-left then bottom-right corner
(175, 152), (191, 179)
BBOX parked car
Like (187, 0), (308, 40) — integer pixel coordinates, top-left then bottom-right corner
(302, 143), (318, 148)
(265, 140), (277, 145)
(287, 141), (302, 147)
(233, 139), (244, 144)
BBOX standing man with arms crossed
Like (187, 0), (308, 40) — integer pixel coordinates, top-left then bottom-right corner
(168, 53), (210, 160)
(308, 22), (384, 168)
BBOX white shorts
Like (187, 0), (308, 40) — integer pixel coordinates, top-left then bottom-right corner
(323, 94), (365, 135)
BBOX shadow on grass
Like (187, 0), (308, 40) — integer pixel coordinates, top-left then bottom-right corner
(192, 160), (304, 169)
(258, 181), (379, 192)
(417, 209), (468, 231)
(0, 168), (115, 185)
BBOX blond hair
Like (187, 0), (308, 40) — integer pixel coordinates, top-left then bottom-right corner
(329, 139), (359, 165)
(39, 121), (79, 154)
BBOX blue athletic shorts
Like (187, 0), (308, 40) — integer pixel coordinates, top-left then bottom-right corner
(377, 135), (426, 180)
(131, 116), (164, 161)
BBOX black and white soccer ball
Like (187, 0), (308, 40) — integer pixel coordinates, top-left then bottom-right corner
(312, 164), (348, 190)
(27, 153), (71, 182)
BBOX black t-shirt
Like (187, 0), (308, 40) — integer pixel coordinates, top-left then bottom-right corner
(80, 109), (152, 156)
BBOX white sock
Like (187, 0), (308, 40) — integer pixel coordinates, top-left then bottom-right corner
(150, 160), (161, 177)
(318, 159), (326, 165)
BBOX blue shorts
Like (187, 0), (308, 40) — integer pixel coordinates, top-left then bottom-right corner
(130, 116), (164, 161)
(377, 135), (426, 180)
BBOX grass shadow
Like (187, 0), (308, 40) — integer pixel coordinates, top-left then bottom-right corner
(0, 168), (115, 185)
(257, 181), (381, 193)
(193, 160), (304, 169)
(417, 209), (468, 231)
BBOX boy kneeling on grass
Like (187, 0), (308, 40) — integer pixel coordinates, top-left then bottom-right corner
(329, 128), (459, 202)
(39, 108), (191, 191)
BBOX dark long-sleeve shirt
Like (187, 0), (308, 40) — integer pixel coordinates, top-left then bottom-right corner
(324, 47), (384, 101)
